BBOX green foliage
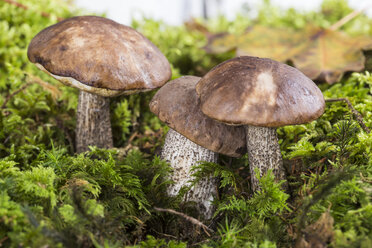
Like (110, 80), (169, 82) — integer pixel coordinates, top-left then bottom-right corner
(191, 161), (240, 191)
(112, 100), (132, 141)
(255, 0), (372, 35)
(131, 18), (233, 78)
(14, 166), (57, 210)
(248, 170), (289, 219)
(277, 71), (372, 247)
(128, 235), (187, 248)
(216, 170), (289, 219)
(206, 220), (278, 248)
(206, 171), (289, 246)
(333, 204), (372, 247)
(0, 0), (79, 161)
(0, 191), (26, 236)
(0, 146), (175, 247)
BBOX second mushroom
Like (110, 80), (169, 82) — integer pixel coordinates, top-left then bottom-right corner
(150, 76), (246, 219)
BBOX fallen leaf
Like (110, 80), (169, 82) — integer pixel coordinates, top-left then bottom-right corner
(204, 32), (238, 54)
(185, 18), (210, 36)
(204, 25), (372, 84)
(235, 26), (303, 62)
(205, 26), (302, 62)
(291, 26), (372, 83)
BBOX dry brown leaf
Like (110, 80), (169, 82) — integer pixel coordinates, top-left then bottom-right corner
(185, 19), (210, 35)
(291, 26), (372, 84)
(204, 25), (372, 84)
(205, 26), (302, 62)
(235, 26), (303, 62)
(204, 32), (238, 54)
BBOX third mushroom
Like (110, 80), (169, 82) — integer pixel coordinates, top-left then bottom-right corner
(150, 76), (246, 219)
(196, 56), (325, 192)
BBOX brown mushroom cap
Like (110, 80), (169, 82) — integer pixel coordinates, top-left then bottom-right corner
(196, 56), (325, 127)
(28, 16), (171, 97)
(150, 76), (247, 157)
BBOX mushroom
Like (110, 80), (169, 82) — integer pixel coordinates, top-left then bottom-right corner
(150, 76), (246, 218)
(27, 16), (171, 153)
(196, 56), (325, 191)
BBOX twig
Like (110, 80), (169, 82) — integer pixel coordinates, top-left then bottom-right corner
(1, 0), (64, 21)
(329, 5), (372, 31)
(151, 229), (178, 240)
(0, 236), (8, 245)
(154, 207), (213, 236)
(126, 131), (138, 145)
(360, 172), (372, 183)
(325, 98), (370, 133)
(26, 73), (62, 100)
(1, 72), (62, 109)
(1, 82), (32, 109)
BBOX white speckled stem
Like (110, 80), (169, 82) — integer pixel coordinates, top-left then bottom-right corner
(75, 91), (113, 153)
(246, 125), (287, 192)
(161, 128), (218, 219)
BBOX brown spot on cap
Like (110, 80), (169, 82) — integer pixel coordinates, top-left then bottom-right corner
(28, 16), (171, 95)
(196, 56), (325, 127)
(150, 76), (246, 157)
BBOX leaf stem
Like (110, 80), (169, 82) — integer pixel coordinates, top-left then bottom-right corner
(1, 82), (32, 109)
(329, 6), (371, 31)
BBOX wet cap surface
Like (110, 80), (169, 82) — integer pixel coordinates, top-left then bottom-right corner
(196, 56), (325, 127)
(150, 76), (247, 157)
(28, 16), (171, 95)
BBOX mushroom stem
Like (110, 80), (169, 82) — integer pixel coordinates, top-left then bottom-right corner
(161, 128), (218, 219)
(245, 125), (287, 192)
(75, 91), (113, 153)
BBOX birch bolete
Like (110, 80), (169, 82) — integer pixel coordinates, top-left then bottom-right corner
(27, 16), (171, 153)
(196, 56), (325, 191)
(150, 76), (246, 219)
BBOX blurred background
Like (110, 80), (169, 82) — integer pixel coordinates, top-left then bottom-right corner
(75, 0), (372, 25)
